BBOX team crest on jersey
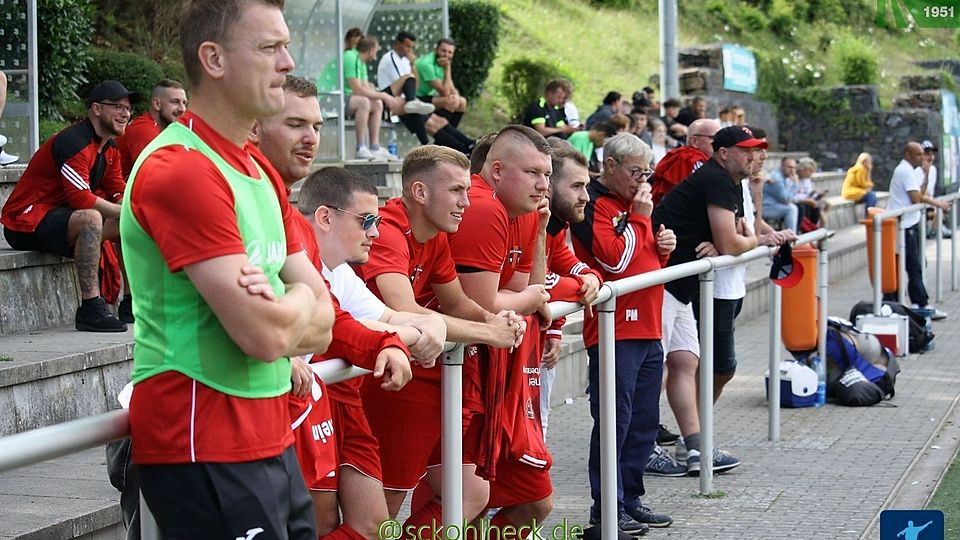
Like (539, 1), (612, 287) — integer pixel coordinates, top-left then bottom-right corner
(612, 211), (629, 236)
(506, 245), (523, 268)
(525, 397), (536, 419)
(410, 264), (424, 284)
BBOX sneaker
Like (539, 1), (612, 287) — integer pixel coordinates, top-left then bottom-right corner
(0, 150), (18, 166)
(624, 503), (673, 528)
(75, 297), (127, 332)
(354, 146), (374, 160)
(118, 296), (134, 324)
(371, 147), (400, 161)
(932, 308), (948, 321)
(589, 507), (649, 536)
(657, 423), (679, 446)
(581, 526), (635, 540)
(644, 445), (687, 477)
(686, 447), (741, 476)
(403, 100), (435, 115)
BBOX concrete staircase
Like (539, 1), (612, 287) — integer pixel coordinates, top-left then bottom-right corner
(0, 154), (921, 538)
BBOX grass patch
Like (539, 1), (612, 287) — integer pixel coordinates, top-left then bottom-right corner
(0, 355), (14, 362)
(692, 490), (727, 499)
(926, 446), (960, 537)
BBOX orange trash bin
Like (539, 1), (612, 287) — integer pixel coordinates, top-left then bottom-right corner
(862, 208), (898, 295)
(781, 244), (819, 352)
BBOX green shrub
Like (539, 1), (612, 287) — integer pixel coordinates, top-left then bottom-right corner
(590, 0), (633, 7)
(706, 0), (744, 32)
(83, 48), (165, 115)
(768, 0), (796, 37)
(741, 5), (769, 31)
(500, 58), (572, 122)
(450, 0), (501, 101)
(38, 0), (95, 118)
(831, 35), (879, 85)
(808, 0), (846, 22)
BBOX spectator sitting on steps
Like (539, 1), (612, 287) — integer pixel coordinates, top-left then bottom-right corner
(0, 71), (19, 165)
(841, 152), (878, 218)
(345, 36), (406, 161)
(116, 79), (188, 180)
(376, 30), (437, 146)
(415, 38), (468, 129)
(1, 80), (136, 332)
(585, 91), (623, 129)
(522, 79), (577, 140)
(763, 157), (801, 233)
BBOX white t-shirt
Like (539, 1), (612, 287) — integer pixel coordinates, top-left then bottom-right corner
(920, 165), (938, 197)
(887, 159), (923, 228)
(714, 180), (754, 300)
(322, 262), (387, 321)
(376, 50), (412, 91)
(564, 101), (581, 128)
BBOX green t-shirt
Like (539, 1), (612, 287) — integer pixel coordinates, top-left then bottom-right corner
(567, 131), (595, 161)
(317, 56), (339, 93)
(416, 51), (444, 98)
(342, 48), (367, 96)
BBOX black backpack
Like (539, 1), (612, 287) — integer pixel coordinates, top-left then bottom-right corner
(849, 301), (934, 354)
(824, 318), (899, 406)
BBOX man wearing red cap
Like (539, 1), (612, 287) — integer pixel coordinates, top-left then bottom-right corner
(651, 125), (767, 475)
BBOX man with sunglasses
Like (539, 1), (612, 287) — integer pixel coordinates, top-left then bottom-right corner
(569, 133), (677, 537)
(2, 80), (136, 332)
(649, 118), (720, 206)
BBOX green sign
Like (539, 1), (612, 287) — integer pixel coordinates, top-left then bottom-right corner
(876, 0), (959, 28)
(721, 44), (757, 94)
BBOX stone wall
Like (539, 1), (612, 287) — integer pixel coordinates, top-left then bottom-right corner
(777, 84), (943, 190)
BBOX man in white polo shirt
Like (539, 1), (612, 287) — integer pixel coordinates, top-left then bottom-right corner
(376, 31), (434, 146)
(885, 141), (950, 319)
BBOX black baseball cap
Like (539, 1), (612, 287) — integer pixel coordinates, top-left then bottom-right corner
(712, 125), (769, 151)
(770, 242), (804, 288)
(922, 140), (938, 152)
(87, 80), (140, 107)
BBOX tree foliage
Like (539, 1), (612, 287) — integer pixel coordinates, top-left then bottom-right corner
(38, 0), (95, 118)
(450, 0), (501, 101)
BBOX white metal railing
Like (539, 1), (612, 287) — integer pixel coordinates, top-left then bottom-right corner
(8, 201), (960, 537)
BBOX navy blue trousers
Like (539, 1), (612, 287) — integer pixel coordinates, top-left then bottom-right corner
(587, 339), (663, 511)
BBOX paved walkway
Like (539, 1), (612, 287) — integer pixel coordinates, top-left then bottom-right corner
(541, 244), (960, 539)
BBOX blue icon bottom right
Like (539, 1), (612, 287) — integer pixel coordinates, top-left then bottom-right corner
(880, 510), (944, 540)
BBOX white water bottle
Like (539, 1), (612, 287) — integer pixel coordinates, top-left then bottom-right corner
(388, 128), (398, 157)
(812, 355), (827, 406)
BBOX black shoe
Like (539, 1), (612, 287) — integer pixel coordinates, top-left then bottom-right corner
(624, 503), (673, 528)
(118, 295), (134, 324)
(589, 507), (650, 536)
(581, 525), (636, 540)
(76, 297), (127, 332)
(657, 423), (680, 446)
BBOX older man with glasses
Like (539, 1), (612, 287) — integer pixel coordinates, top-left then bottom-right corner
(2, 80), (137, 332)
(569, 133), (677, 537)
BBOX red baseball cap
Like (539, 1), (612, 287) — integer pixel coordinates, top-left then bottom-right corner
(770, 243), (804, 288)
(712, 125), (769, 151)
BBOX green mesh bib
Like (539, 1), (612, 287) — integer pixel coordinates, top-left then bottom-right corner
(120, 122), (291, 398)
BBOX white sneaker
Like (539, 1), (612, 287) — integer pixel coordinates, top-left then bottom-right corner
(0, 150), (19, 166)
(0, 134), (7, 147)
(354, 146), (374, 160)
(371, 147), (399, 161)
(403, 100), (435, 115)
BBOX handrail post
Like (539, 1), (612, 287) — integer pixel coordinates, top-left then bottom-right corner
(698, 267), (715, 494)
(897, 217), (907, 306)
(952, 198), (957, 292)
(873, 215), (883, 315)
(768, 270), (781, 442)
(442, 344), (465, 535)
(140, 492), (160, 540)
(936, 206), (943, 303)
(919, 203), (928, 286)
(598, 294), (618, 535)
(817, 236), (829, 383)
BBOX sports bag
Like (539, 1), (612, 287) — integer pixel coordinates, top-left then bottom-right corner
(849, 300), (934, 353)
(825, 318), (898, 406)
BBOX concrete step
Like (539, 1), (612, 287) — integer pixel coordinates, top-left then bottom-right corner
(0, 247), (80, 336)
(809, 171), (845, 196)
(0, 164), (27, 210)
(822, 191), (889, 230)
(0, 326), (132, 436)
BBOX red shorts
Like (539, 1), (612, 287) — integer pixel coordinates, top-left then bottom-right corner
(486, 456), (553, 508)
(362, 379), (441, 490)
(426, 411), (483, 468)
(314, 399), (383, 490)
(289, 378), (337, 490)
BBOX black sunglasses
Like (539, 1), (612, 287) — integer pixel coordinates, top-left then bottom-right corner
(328, 206), (382, 230)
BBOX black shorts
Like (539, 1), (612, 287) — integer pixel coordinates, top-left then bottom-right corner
(3, 207), (75, 258)
(692, 296), (743, 376)
(138, 446), (316, 540)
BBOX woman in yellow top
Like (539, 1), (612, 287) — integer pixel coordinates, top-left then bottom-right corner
(842, 152), (878, 218)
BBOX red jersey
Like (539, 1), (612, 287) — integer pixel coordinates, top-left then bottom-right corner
(569, 178), (668, 348)
(650, 146), (709, 207)
(2, 119), (125, 233)
(129, 111), (302, 464)
(544, 216), (604, 339)
(358, 197), (458, 385)
(116, 112), (161, 179)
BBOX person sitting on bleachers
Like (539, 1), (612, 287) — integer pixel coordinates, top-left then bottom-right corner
(416, 38), (468, 129)
(116, 79), (187, 180)
(794, 156), (830, 229)
(632, 86), (658, 115)
(0, 71), (19, 165)
(660, 98), (687, 140)
(1, 80), (135, 332)
(522, 79), (577, 139)
(649, 119), (678, 166)
(376, 31), (437, 146)
(568, 121), (618, 177)
(345, 36), (406, 161)
(763, 157), (801, 233)
(585, 91), (623, 129)
(841, 152), (878, 218)
(629, 110), (652, 145)
(675, 96), (706, 127)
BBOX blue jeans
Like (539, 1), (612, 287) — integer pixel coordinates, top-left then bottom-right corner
(858, 191), (878, 217)
(884, 224), (928, 307)
(763, 202), (799, 233)
(587, 340), (663, 512)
